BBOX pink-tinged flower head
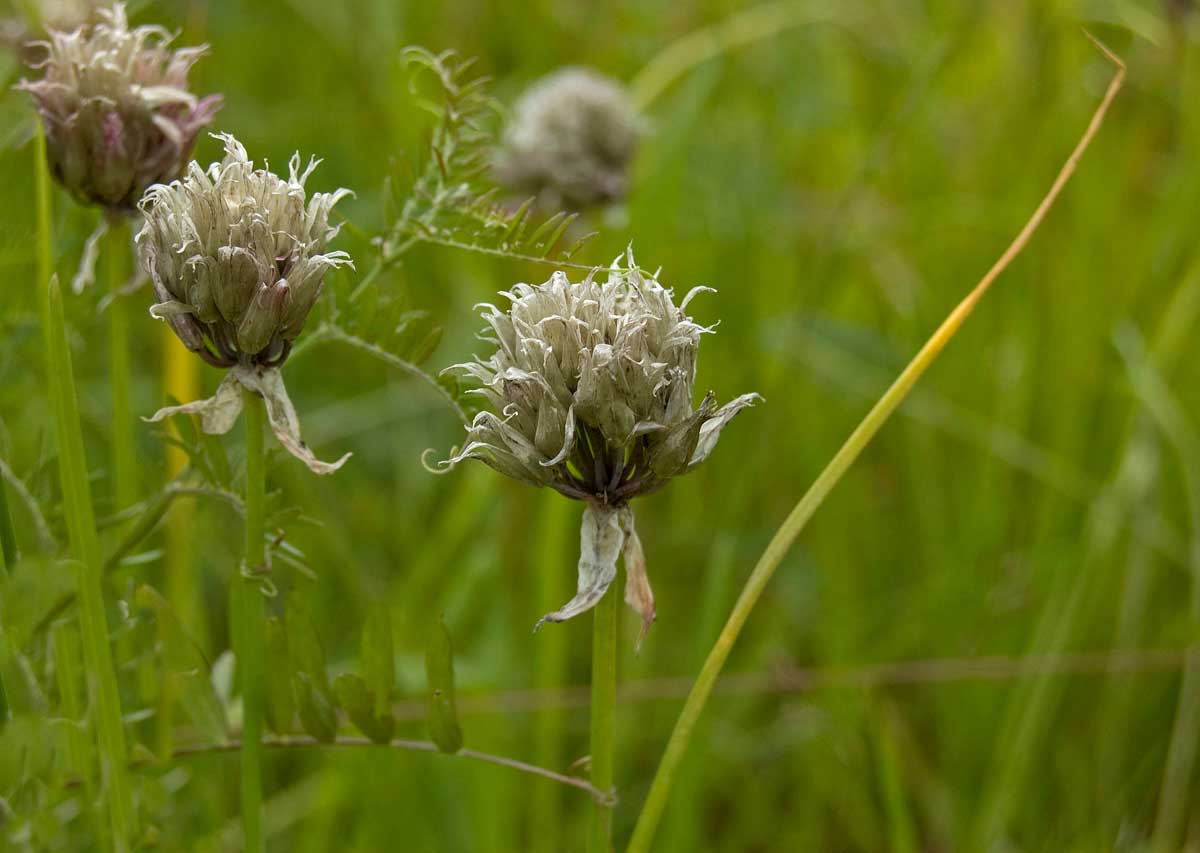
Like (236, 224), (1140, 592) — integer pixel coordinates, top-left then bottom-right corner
(17, 2), (222, 212)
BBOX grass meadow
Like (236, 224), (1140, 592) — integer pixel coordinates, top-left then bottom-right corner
(1, 0), (1198, 850)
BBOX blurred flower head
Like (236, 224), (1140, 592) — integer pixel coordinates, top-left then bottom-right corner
(2, 0), (100, 58)
(442, 251), (758, 638)
(16, 2), (222, 211)
(137, 132), (354, 369)
(495, 67), (640, 209)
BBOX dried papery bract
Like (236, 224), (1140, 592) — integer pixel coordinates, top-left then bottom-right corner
(137, 132), (354, 474)
(16, 2), (221, 213)
(441, 251), (759, 642)
(495, 68), (641, 209)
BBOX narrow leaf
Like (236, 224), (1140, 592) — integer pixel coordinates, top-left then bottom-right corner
(524, 212), (567, 252)
(425, 615), (463, 753)
(294, 671), (337, 743)
(361, 604), (394, 717)
(334, 673), (395, 744)
(501, 198), (533, 245)
(263, 618), (293, 735)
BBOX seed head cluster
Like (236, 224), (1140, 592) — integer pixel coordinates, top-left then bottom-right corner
(137, 133), (354, 368)
(496, 68), (640, 208)
(17, 2), (221, 211)
(445, 258), (758, 503)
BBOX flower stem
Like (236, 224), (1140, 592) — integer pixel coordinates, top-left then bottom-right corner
(107, 215), (136, 518)
(239, 388), (267, 853)
(46, 276), (137, 849)
(588, 584), (618, 852)
(625, 36), (1125, 853)
(531, 494), (572, 853)
(0, 466), (17, 571)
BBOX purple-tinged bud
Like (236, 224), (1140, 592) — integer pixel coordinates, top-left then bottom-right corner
(16, 2), (222, 212)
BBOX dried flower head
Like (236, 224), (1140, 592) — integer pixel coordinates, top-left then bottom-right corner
(137, 132), (353, 369)
(139, 133), (354, 475)
(496, 67), (640, 208)
(16, 2), (221, 212)
(441, 253), (759, 641)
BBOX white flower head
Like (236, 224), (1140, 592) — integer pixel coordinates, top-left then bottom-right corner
(137, 132), (354, 368)
(496, 67), (641, 208)
(442, 250), (759, 641)
(138, 133), (354, 477)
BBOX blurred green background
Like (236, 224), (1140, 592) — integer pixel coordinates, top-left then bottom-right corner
(2, 0), (1200, 850)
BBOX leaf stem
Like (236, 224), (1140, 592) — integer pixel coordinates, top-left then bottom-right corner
(239, 388), (267, 853)
(625, 35), (1125, 853)
(588, 585), (618, 851)
(167, 735), (613, 801)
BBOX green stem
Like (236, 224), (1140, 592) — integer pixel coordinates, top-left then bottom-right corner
(107, 215), (136, 517)
(531, 494), (571, 853)
(626, 40), (1124, 853)
(239, 389), (267, 853)
(34, 120), (52, 300)
(588, 584), (618, 852)
(0, 469), (16, 571)
(45, 277), (137, 850)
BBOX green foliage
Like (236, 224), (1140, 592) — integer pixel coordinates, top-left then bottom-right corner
(286, 600), (338, 743)
(426, 614), (463, 754)
(379, 47), (597, 267)
(1, 1), (1199, 850)
(134, 585), (227, 745)
(263, 617), (294, 735)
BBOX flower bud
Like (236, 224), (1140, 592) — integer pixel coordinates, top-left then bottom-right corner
(17, 2), (222, 212)
(495, 68), (640, 208)
(137, 133), (353, 368)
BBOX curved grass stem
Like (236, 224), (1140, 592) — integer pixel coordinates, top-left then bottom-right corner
(626, 35), (1125, 853)
(628, 0), (852, 110)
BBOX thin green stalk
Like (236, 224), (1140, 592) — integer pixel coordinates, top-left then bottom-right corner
(44, 275), (136, 850)
(588, 583), (618, 852)
(531, 493), (572, 853)
(107, 215), (136, 517)
(239, 388), (267, 853)
(0, 472), (17, 571)
(35, 122), (52, 300)
(626, 38), (1124, 853)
